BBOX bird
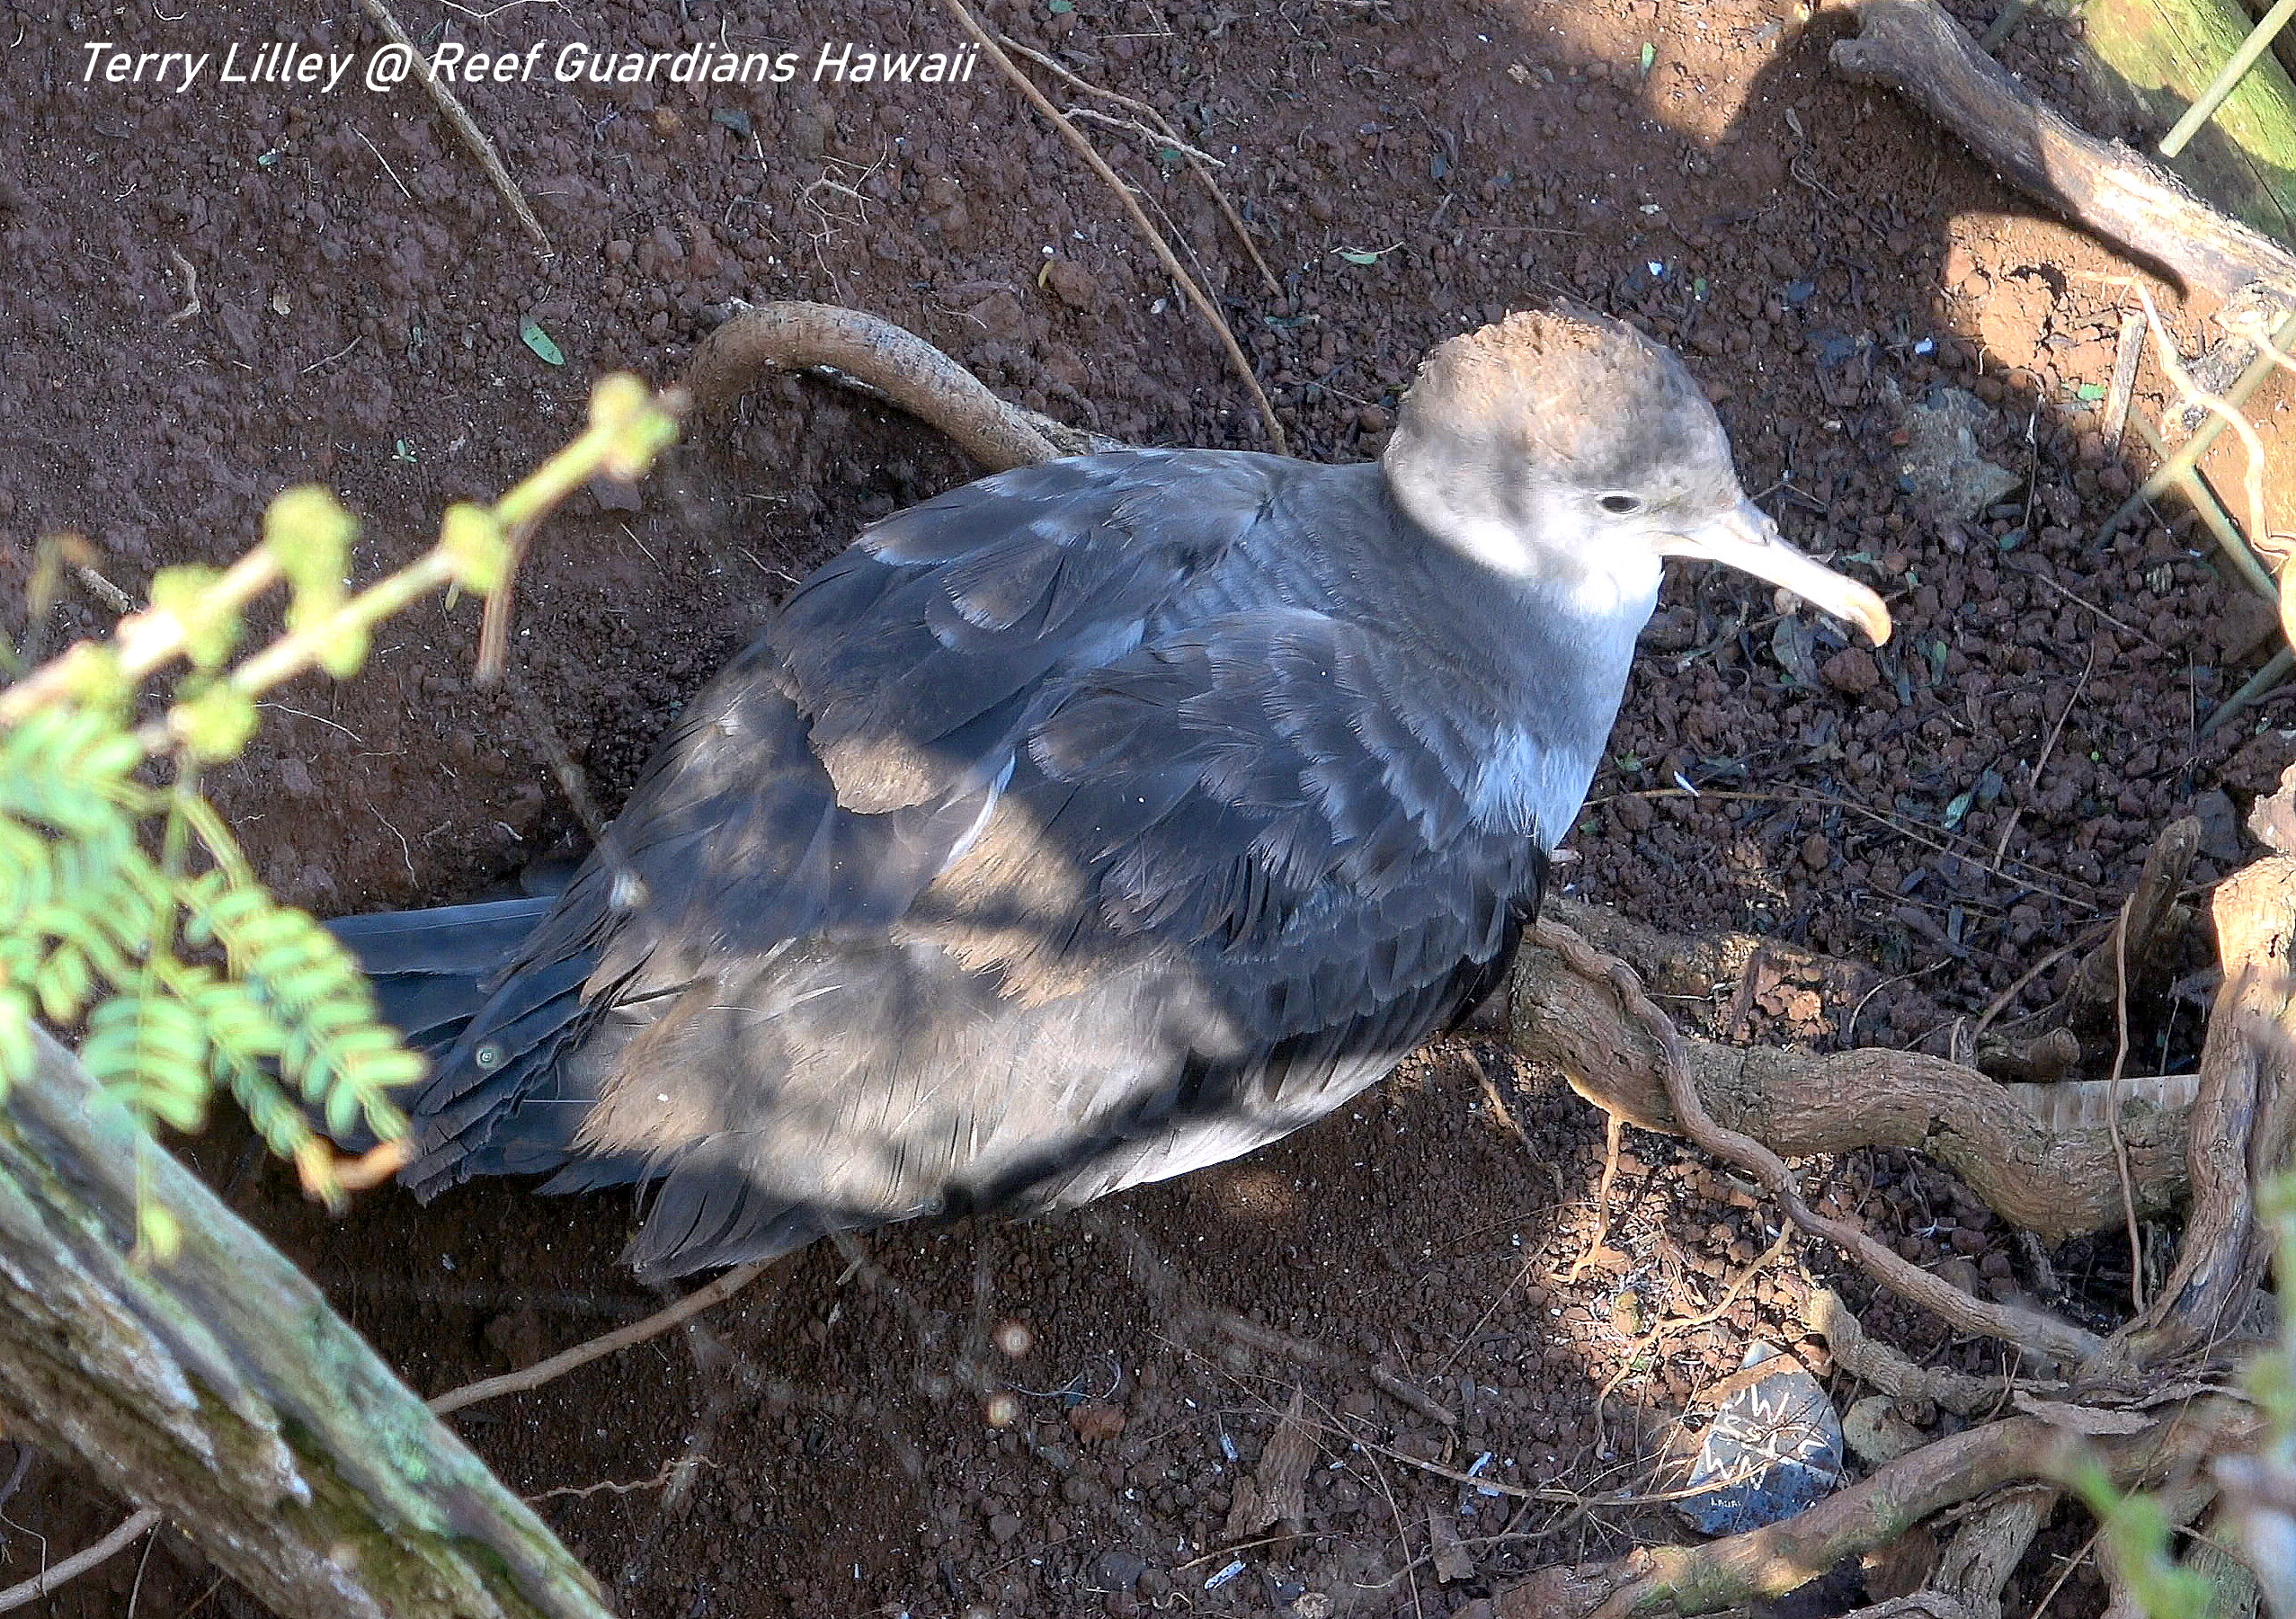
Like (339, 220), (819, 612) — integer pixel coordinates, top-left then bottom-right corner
(328, 307), (1889, 1282)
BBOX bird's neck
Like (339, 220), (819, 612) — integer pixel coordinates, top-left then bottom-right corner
(1263, 463), (1657, 846)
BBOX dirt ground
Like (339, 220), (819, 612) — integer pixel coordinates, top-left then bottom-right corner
(3, 0), (2289, 1613)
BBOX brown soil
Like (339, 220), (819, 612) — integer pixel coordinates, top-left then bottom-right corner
(0, 0), (2278, 1615)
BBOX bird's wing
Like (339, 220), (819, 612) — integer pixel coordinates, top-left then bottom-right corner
(567, 609), (1550, 1277)
(399, 451), (1285, 1185)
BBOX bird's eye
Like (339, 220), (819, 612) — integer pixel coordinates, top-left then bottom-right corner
(1598, 494), (1643, 516)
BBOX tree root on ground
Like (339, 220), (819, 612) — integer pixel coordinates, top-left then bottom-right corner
(1513, 908), (2194, 1244)
(1497, 1401), (2253, 1619)
(685, 299), (1123, 471)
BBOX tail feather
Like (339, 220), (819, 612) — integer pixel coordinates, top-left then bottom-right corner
(327, 896), (600, 1188)
(327, 896), (556, 981)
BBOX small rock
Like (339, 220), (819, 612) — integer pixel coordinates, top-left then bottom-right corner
(1071, 1403), (1127, 1443)
(1843, 1394), (1925, 1465)
(1800, 832), (1829, 872)
(1043, 258), (1101, 311)
(1092, 1549), (1148, 1592)
(988, 1512), (1024, 1546)
(1820, 649), (1880, 696)
(1936, 1257), (1982, 1296)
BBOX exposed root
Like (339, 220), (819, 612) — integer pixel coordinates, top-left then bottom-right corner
(1508, 924), (2192, 1244)
(2115, 854), (2296, 1365)
(1532, 916), (2103, 1371)
(1497, 1401), (2253, 1618)
(1932, 1485), (2055, 1619)
(685, 299), (1117, 471)
(1803, 1290), (2048, 1419)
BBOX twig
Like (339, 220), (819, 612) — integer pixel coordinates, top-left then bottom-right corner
(72, 565), (136, 615)
(2109, 897), (2148, 1314)
(1370, 1366), (1459, 1428)
(352, 126), (412, 200)
(1063, 105), (1226, 167)
(0, 1508), (161, 1614)
(1567, 1110), (1629, 1284)
(357, 0), (552, 252)
(1592, 1225), (1794, 1449)
(2103, 308), (2144, 450)
(2018, 572), (2160, 652)
(2024, 1530), (2099, 1619)
(428, 1259), (772, 1415)
(1531, 917), (2105, 1366)
(940, 0), (1286, 452)
(1966, 921), (2110, 1053)
(993, 32), (1286, 302)
(2203, 644), (2296, 736)
(526, 1454), (712, 1503)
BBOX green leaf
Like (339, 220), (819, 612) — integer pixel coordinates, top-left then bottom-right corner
(138, 1203), (183, 1264)
(439, 503), (512, 594)
(315, 621), (371, 680)
(1942, 789), (1973, 830)
(520, 316), (565, 367)
(265, 485), (356, 629)
(148, 565), (243, 672)
(2076, 381), (2106, 401)
(1048, 1), (1074, 13)
(172, 684), (261, 762)
(1639, 41), (1655, 73)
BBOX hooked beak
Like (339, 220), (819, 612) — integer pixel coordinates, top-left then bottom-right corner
(1657, 500), (1891, 645)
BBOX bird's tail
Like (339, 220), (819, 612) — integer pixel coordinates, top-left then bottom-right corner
(327, 895), (557, 1058)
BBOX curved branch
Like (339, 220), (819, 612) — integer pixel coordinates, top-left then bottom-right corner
(684, 300), (1119, 472)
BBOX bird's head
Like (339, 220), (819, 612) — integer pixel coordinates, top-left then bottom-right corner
(1381, 307), (1891, 646)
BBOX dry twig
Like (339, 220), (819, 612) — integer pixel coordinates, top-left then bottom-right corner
(938, 0), (1287, 451)
(0, 1508), (161, 1615)
(992, 32), (1287, 303)
(428, 1259), (775, 1415)
(357, 0), (552, 252)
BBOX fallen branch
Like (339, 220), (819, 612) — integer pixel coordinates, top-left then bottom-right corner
(1829, 0), (2296, 307)
(0, 1027), (607, 1619)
